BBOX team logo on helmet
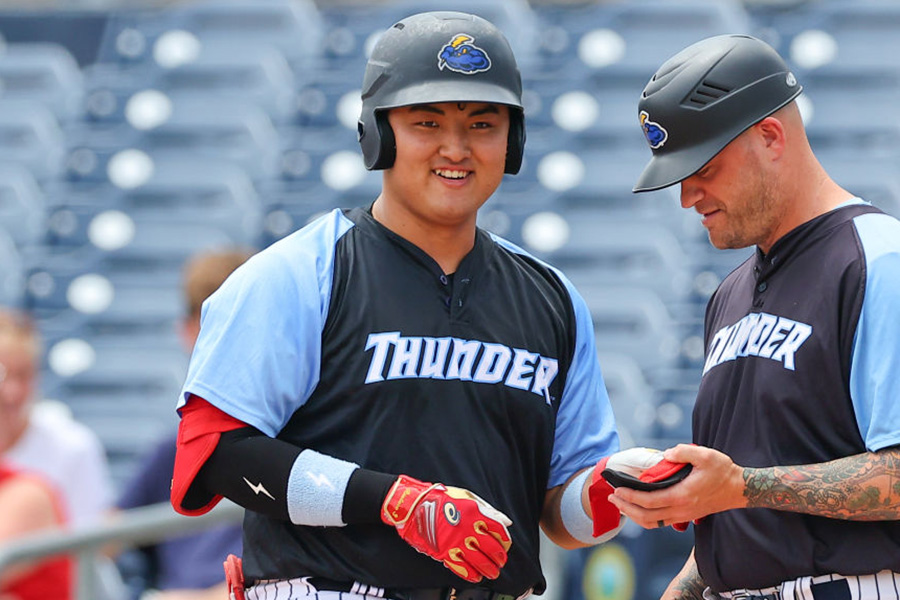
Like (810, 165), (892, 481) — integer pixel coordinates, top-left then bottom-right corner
(438, 34), (491, 74)
(640, 111), (668, 149)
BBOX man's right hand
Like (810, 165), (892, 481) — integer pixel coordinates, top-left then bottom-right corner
(590, 447), (692, 536)
(381, 475), (513, 583)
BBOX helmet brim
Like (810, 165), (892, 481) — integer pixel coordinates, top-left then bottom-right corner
(377, 80), (523, 112)
(632, 136), (727, 193)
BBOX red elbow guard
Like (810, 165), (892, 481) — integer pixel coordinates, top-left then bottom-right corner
(171, 395), (247, 516)
(588, 457), (620, 537)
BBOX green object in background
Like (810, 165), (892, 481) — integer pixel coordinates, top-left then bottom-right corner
(583, 542), (636, 600)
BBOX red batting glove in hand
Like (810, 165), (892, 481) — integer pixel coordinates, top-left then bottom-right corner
(223, 554), (245, 600)
(590, 448), (692, 537)
(381, 475), (513, 583)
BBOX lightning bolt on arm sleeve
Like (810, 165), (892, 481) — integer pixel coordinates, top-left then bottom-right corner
(196, 427), (395, 526)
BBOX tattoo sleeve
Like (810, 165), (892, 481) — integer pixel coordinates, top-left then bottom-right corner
(743, 446), (900, 520)
(671, 559), (707, 600)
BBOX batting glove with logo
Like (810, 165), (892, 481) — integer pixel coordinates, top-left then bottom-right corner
(590, 447), (691, 537)
(381, 475), (513, 583)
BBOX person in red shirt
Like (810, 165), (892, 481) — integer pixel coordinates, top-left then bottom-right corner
(0, 462), (73, 600)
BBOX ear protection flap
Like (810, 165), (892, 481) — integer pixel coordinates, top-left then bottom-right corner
(372, 111), (396, 171)
(504, 107), (525, 175)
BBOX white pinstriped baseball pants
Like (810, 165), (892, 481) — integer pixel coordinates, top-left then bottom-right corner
(238, 577), (529, 600)
(711, 570), (900, 600)
(241, 577), (391, 600)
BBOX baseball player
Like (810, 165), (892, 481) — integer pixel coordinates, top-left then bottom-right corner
(168, 12), (682, 600)
(611, 35), (900, 599)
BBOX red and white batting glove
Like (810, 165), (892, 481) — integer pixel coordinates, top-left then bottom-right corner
(589, 447), (692, 537)
(381, 475), (513, 583)
(223, 554), (245, 600)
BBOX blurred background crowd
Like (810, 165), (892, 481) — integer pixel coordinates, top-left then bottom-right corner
(0, 0), (897, 599)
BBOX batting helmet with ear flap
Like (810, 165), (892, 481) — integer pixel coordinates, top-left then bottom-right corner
(358, 11), (525, 174)
(633, 34), (802, 193)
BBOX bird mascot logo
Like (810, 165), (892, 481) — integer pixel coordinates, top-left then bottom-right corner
(640, 110), (668, 149)
(438, 34), (492, 74)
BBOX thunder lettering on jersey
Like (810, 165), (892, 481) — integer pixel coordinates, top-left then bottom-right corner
(692, 202), (900, 592)
(702, 312), (812, 374)
(365, 332), (558, 402)
(179, 206), (618, 595)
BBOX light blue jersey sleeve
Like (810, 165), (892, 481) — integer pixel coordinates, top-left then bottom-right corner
(850, 212), (900, 451)
(177, 209), (355, 437)
(490, 235), (620, 488)
(548, 273), (620, 487)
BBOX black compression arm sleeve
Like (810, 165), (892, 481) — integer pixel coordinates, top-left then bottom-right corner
(343, 468), (397, 524)
(195, 427), (398, 524)
(195, 426), (301, 521)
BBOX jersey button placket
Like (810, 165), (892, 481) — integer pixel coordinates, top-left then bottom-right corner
(753, 279), (767, 308)
(439, 274), (452, 312)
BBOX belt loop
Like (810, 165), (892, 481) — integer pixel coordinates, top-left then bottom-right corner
(447, 587), (458, 600)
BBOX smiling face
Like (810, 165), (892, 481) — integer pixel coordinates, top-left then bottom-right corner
(378, 101), (510, 233)
(680, 128), (783, 251)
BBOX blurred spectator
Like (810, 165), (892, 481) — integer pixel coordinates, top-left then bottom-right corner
(0, 461), (73, 600)
(0, 308), (114, 528)
(115, 248), (253, 600)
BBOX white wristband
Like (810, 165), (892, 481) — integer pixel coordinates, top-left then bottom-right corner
(286, 450), (359, 526)
(559, 467), (625, 545)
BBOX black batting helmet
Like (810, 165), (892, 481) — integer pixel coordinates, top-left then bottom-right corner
(633, 34), (802, 193)
(358, 11), (525, 174)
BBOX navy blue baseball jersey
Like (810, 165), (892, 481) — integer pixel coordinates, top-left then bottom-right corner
(693, 201), (900, 591)
(178, 206), (618, 595)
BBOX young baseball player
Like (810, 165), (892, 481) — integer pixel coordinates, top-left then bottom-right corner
(169, 11), (683, 600)
(614, 34), (900, 600)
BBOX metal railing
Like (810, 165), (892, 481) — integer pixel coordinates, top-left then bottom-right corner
(0, 500), (243, 599)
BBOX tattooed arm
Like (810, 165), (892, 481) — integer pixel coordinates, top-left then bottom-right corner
(607, 444), (900, 528)
(661, 549), (706, 600)
(743, 446), (900, 519)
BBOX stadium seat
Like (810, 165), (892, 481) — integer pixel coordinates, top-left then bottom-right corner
(521, 74), (647, 155)
(773, 0), (900, 73)
(532, 0), (750, 79)
(0, 41), (84, 122)
(0, 163), (46, 249)
(94, 0), (323, 75)
(798, 75), (900, 155)
(53, 157), (262, 246)
(68, 97), (281, 182)
(0, 100), (66, 181)
(597, 352), (657, 448)
(0, 227), (24, 307)
(579, 285), (683, 374)
(815, 152), (900, 219)
(28, 218), (241, 312)
(317, 0), (539, 71)
(84, 40), (296, 124)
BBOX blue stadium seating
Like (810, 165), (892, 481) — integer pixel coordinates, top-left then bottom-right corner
(67, 97), (281, 183)
(52, 157), (262, 246)
(84, 41), (297, 123)
(771, 0), (900, 73)
(1, 1), (897, 595)
(0, 100), (66, 182)
(0, 227), (24, 307)
(0, 163), (47, 249)
(0, 42), (84, 122)
(94, 0), (322, 74)
(532, 0), (751, 79)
